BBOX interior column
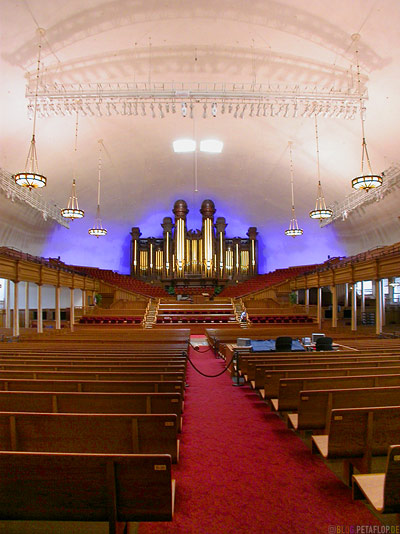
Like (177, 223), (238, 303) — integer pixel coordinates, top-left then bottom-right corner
(37, 284), (43, 334)
(351, 283), (357, 331)
(331, 285), (337, 328)
(25, 281), (30, 328)
(13, 281), (19, 337)
(70, 287), (75, 332)
(55, 286), (61, 330)
(375, 279), (382, 335)
(317, 286), (322, 330)
(5, 279), (11, 329)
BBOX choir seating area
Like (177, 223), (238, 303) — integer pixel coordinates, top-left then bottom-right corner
(0, 329), (189, 532)
(74, 266), (168, 298)
(79, 315), (143, 325)
(219, 264), (319, 297)
(247, 313), (313, 324)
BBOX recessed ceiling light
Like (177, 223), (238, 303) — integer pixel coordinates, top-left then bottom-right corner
(200, 139), (223, 153)
(173, 139), (196, 153)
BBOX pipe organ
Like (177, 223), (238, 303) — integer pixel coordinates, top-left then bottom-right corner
(130, 199), (258, 282)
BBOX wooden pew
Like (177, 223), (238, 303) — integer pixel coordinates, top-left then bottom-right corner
(287, 385), (400, 432)
(0, 451), (175, 532)
(0, 391), (183, 430)
(0, 412), (179, 462)
(238, 351), (400, 380)
(253, 359), (400, 390)
(0, 378), (184, 396)
(276, 373), (400, 413)
(0, 370), (185, 382)
(0, 363), (186, 373)
(311, 405), (400, 484)
(262, 365), (400, 400)
(352, 444), (400, 513)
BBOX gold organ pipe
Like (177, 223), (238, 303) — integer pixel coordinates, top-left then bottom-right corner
(133, 240), (137, 271)
(252, 239), (255, 267)
(166, 232), (169, 271)
(150, 243), (153, 270)
(236, 243), (239, 271)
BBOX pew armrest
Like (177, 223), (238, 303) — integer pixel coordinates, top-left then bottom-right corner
(352, 473), (385, 513)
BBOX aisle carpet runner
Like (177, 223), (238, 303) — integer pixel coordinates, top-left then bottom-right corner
(139, 337), (381, 534)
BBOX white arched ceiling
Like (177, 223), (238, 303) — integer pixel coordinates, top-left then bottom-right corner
(1, 0), (399, 272)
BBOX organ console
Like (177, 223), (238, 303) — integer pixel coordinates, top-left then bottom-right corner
(130, 199), (258, 284)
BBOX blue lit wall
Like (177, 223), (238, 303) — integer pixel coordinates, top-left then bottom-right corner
(42, 199), (346, 275)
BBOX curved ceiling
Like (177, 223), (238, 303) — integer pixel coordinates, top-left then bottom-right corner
(1, 0), (399, 273)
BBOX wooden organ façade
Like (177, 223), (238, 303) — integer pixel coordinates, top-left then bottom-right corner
(130, 199), (258, 283)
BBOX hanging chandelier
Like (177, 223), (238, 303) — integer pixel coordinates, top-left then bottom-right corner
(14, 28), (47, 190)
(310, 115), (332, 220)
(88, 140), (107, 237)
(61, 112), (84, 220)
(285, 142), (303, 237)
(351, 34), (382, 191)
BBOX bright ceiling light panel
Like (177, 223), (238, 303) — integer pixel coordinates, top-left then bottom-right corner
(173, 139), (196, 153)
(200, 139), (223, 153)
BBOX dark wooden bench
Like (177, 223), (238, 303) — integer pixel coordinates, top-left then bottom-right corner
(0, 451), (174, 533)
(0, 363), (186, 373)
(352, 444), (400, 513)
(262, 365), (400, 400)
(0, 370), (185, 382)
(287, 385), (400, 433)
(311, 405), (400, 484)
(253, 359), (400, 390)
(275, 373), (400, 413)
(0, 378), (184, 395)
(0, 411), (179, 462)
(0, 391), (183, 430)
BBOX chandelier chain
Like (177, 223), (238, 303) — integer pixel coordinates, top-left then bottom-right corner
(356, 48), (373, 176)
(288, 141), (295, 215)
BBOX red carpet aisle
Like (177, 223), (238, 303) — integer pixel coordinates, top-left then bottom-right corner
(139, 338), (381, 534)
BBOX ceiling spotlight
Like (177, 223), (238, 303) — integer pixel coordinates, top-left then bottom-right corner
(233, 104), (239, 118)
(200, 139), (223, 153)
(181, 102), (187, 117)
(240, 104), (247, 119)
(150, 102), (156, 118)
(221, 103), (225, 114)
(228, 103), (233, 114)
(249, 104), (254, 117)
(141, 102), (146, 116)
(211, 103), (217, 117)
(173, 139), (196, 153)
(203, 103), (207, 119)
(190, 103), (194, 119)
(172, 102), (176, 114)
(133, 102), (138, 116)
(256, 103), (261, 117)
(158, 103), (164, 118)
(165, 103), (170, 113)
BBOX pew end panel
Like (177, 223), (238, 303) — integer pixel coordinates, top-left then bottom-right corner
(352, 444), (400, 513)
(0, 451), (175, 533)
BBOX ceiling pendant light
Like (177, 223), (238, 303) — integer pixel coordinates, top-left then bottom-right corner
(61, 112), (84, 220)
(285, 142), (303, 237)
(351, 34), (382, 191)
(309, 115), (332, 220)
(88, 140), (107, 237)
(14, 28), (47, 190)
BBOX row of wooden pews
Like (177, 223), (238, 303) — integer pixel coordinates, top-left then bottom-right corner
(216, 332), (400, 515)
(0, 331), (190, 532)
